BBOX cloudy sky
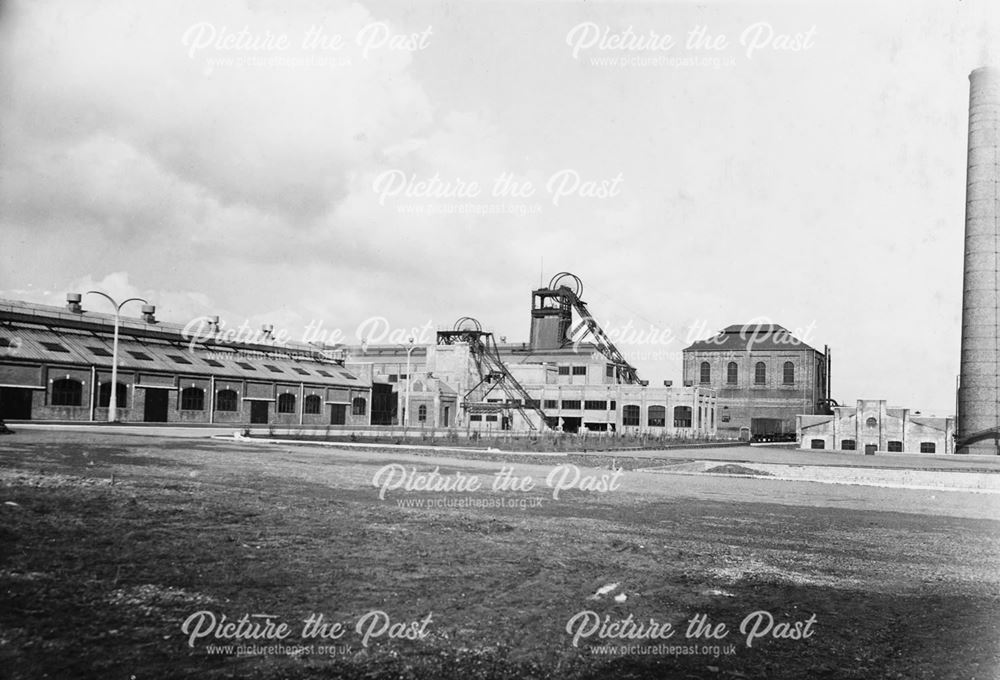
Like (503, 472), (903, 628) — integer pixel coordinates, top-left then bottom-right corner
(1, 0), (996, 414)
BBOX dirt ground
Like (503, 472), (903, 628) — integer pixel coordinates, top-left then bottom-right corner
(1, 430), (998, 679)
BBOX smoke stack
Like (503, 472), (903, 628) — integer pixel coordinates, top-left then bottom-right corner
(958, 66), (1000, 454)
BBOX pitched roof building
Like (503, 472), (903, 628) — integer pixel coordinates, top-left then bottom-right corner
(683, 323), (831, 440)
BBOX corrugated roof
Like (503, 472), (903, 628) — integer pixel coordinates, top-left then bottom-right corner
(0, 299), (367, 389)
(684, 323), (819, 353)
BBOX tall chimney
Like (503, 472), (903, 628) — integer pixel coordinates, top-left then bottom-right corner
(958, 66), (1000, 455)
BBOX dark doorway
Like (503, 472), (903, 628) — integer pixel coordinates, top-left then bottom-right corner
(330, 404), (346, 425)
(143, 389), (169, 423)
(250, 400), (269, 424)
(0, 387), (33, 420)
(561, 416), (581, 433)
(865, 444), (877, 456)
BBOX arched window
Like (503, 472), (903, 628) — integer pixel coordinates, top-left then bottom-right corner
(180, 387), (205, 411)
(810, 439), (826, 449)
(919, 442), (936, 453)
(673, 405), (692, 428)
(52, 378), (82, 406)
(304, 394), (322, 415)
(648, 405), (666, 427)
(699, 362), (711, 384)
(620, 405), (639, 426)
(97, 382), (127, 408)
(417, 404), (427, 422)
(841, 439), (857, 450)
(216, 389), (238, 412)
(727, 362), (738, 384)
(352, 397), (367, 416)
(277, 393), (296, 414)
(783, 361), (795, 385)
(754, 362), (766, 384)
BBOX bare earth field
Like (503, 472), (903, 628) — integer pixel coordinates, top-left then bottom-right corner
(1, 430), (999, 679)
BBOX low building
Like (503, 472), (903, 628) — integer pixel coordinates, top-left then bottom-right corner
(797, 400), (955, 454)
(0, 298), (372, 426)
(343, 337), (716, 436)
(683, 323), (830, 440)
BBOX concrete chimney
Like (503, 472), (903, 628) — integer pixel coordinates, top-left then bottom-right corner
(958, 66), (1000, 454)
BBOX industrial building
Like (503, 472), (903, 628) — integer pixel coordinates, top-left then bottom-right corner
(798, 400), (955, 455)
(0, 298), (375, 426)
(682, 324), (831, 440)
(344, 274), (718, 436)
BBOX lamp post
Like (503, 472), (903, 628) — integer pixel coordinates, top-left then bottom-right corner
(86, 291), (147, 422)
(404, 337), (415, 428)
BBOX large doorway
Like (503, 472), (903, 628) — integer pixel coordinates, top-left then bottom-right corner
(143, 389), (169, 423)
(0, 387), (33, 420)
(250, 401), (269, 424)
(330, 403), (346, 425)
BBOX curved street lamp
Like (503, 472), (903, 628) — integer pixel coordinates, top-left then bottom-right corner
(86, 291), (147, 422)
(403, 337), (415, 428)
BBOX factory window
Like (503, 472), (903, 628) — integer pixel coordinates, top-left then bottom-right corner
(203, 359), (224, 368)
(606, 365), (614, 378)
(841, 439), (857, 450)
(418, 404), (427, 422)
(41, 341), (70, 353)
(810, 439), (826, 449)
(180, 387), (205, 411)
(727, 362), (738, 384)
(469, 414), (482, 422)
(304, 395), (322, 414)
(51, 378), (83, 406)
(920, 442), (936, 453)
(216, 390), (238, 412)
(609, 401), (616, 410)
(388, 374), (398, 382)
(316, 369), (334, 378)
(525, 399), (541, 409)
(558, 366), (570, 375)
(277, 393), (296, 414)
(128, 351), (153, 361)
(887, 441), (903, 452)
(561, 400), (581, 410)
(648, 405), (666, 427)
(97, 382), (127, 408)
(783, 362), (795, 385)
(700, 362), (711, 384)
(265, 364), (284, 374)
(572, 366), (587, 376)
(89, 346), (113, 357)
(236, 362), (256, 371)
(352, 397), (367, 416)
(584, 400), (607, 410)
(865, 417), (878, 428)
(167, 354), (192, 365)
(622, 405), (640, 426)
(544, 399), (558, 410)
(673, 406), (692, 428)
(754, 362), (766, 384)
(485, 415), (498, 422)
(293, 367), (310, 376)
